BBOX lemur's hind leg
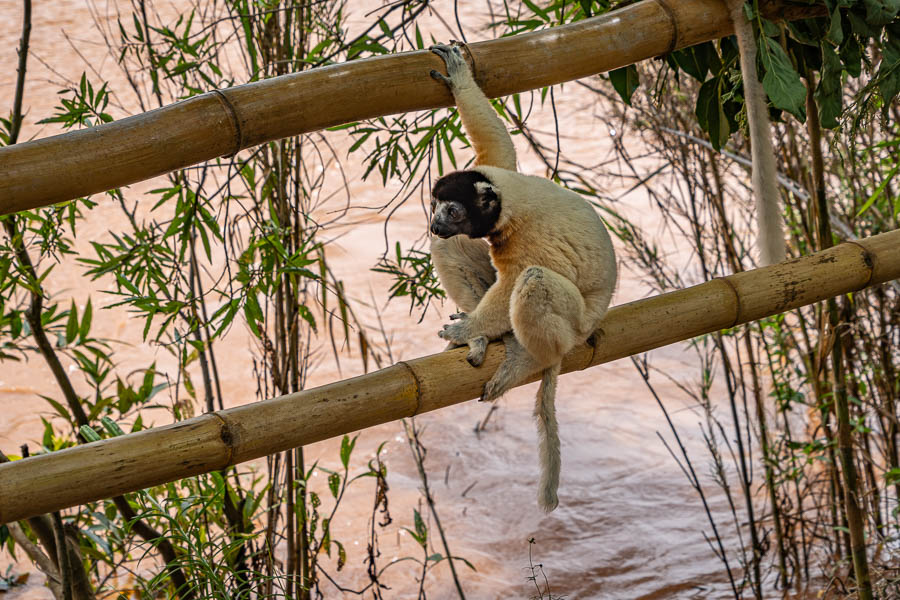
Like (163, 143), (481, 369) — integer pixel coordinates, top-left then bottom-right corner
(481, 266), (586, 401)
(511, 266), (585, 363)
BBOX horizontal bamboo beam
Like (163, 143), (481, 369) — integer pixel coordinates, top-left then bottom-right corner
(1, 229), (897, 524)
(0, 0), (824, 215)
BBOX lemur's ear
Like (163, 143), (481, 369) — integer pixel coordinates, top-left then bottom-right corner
(473, 181), (498, 209)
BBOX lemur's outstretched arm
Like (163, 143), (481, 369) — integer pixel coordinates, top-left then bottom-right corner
(430, 43), (517, 171)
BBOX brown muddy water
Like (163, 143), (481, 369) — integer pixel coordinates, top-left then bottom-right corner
(1, 1), (750, 598)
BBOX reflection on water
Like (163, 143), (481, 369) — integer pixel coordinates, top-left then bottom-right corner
(0, 1), (742, 597)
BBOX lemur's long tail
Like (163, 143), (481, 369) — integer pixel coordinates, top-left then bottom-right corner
(535, 363), (562, 512)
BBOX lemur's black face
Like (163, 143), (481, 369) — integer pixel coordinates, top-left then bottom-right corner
(430, 171), (501, 239)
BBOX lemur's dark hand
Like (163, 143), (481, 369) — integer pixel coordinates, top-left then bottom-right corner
(438, 312), (473, 344)
(429, 43), (470, 90)
(439, 313), (487, 367)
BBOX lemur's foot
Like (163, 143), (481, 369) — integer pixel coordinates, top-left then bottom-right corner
(481, 363), (515, 402)
(480, 378), (502, 403)
(429, 43), (470, 89)
(465, 336), (488, 367)
(479, 334), (534, 402)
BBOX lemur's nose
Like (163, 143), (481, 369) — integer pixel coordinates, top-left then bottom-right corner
(430, 221), (443, 236)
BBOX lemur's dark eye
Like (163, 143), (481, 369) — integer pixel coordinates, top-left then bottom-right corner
(448, 206), (459, 219)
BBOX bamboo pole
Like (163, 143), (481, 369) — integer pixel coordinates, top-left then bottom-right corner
(0, 230), (897, 524)
(0, 0), (823, 215)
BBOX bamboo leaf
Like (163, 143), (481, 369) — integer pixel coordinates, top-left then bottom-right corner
(41, 396), (72, 422)
(856, 165), (899, 216)
(336, 540), (347, 571)
(522, 0), (549, 21)
(340, 434), (356, 469)
(79, 297), (93, 343)
(66, 301), (79, 344)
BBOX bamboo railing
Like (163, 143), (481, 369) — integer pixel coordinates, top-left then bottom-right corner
(1, 229), (898, 524)
(0, 0), (824, 215)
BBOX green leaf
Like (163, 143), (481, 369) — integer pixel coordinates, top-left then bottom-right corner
(671, 42), (716, 81)
(336, 540), (347, 571)
(414, 509), (427, 545)
(41, 396), (72, 422)
(79, 425), (102, 442)
(454, 555), (478, 571)
(415, 25), (424, 50)
(100, 416), (126, 437)
(65, 300), (79, 344)
(826, 6), (844, 45)
(321, 517), (331, 555)
(328, 472), (340, 498)
(877, 25), (900, 106)
(522, 0), (549, 21)
(340, 434), (356, 469)
(816, 42), (843, 129)
(863, 0), (900, 26)
(79, 297), (93, 343)
(856, 165), (899, 216)
(840, 36), (863, 78)
(847, 8), (878, 38)
(579, 0), (592, 17)
(760, 37), (807, 119)
(609, 65), (639, 106)
(696, 78), (729, 150)
(759, 17), (779, 38)
(886, 467), (900, 485)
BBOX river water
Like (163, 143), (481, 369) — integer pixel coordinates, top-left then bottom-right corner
(0, 1), (748, 597)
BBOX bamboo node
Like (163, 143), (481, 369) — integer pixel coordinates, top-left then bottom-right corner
(586, 329), (602, 367)
(454, 41), (478, 84)
(396, 361), (423, 416)
(842, 240), (875, 289)
(209, 412), (237, 465)
(652, 0), (680, 55)
(211, 89), (243, 157)
(715, 276), (742, 328)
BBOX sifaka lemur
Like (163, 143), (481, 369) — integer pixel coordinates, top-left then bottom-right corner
(427, 43), (617, 511)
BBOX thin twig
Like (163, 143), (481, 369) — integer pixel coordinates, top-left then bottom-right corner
(10, 0), (31, 145)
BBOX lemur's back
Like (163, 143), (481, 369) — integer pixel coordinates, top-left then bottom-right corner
(476, 166), (616, 302)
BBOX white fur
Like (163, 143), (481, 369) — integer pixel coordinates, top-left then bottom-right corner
(429, 44), (617, 511)
(474, 180), (497, 196)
